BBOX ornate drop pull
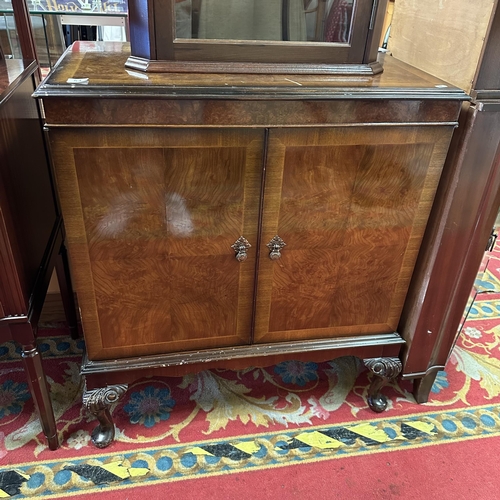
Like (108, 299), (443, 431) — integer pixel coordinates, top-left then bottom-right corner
(267, 235), (286, 260)
(231, 236), (251, 262)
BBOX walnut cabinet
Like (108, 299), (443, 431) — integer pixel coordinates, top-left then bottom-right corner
(36, 42), (467, 447)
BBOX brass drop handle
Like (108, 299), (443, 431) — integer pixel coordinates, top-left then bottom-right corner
(231, 236), (251, 262)
(267, 235), (286, 260)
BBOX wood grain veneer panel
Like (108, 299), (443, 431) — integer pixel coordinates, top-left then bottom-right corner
(50, 128), (263, 360)
(254, 126), (453, 343)
(44, 98), (461, 127)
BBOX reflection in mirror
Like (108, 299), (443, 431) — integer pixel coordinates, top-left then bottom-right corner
(175, 0), (355, 43)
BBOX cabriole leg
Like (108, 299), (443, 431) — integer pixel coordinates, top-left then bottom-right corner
(82, 383), (128, 448)
(363, 357), (402, 412)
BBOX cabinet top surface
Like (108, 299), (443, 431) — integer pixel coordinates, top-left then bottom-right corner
(35, 42), (468, 101)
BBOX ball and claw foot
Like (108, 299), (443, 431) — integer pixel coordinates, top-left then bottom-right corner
(90, 408), (116, 448)
(82, 384), (128, 448)
(367, 392), (389, 413)
(363, 357), (402, 413)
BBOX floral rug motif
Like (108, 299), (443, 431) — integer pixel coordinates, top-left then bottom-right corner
(1, 245), (500, 497)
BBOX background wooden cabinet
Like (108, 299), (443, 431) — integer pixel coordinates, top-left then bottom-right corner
(387, 1), (500, 401)
(388, 0), (496, 93)
(0, 58), (77, 450)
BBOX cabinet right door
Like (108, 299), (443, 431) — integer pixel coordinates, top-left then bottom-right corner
(254, 126), (454, 343)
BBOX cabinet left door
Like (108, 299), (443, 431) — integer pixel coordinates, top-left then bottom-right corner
(50, 128), (264, 360)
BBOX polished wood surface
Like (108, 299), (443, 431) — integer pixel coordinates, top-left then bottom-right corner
(37, 45), (464, 130)
(49, 121), (458, 360)
(38, 43), (465, 95)
(51, 128), (263, 360)
(40, 43), (466, 362)
(255, 126), (453, 342)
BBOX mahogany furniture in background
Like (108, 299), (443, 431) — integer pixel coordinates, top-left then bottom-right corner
(35, 39), (467, 447)
(0, 56), (78, 450)
(9, 0), (40, 75)
(396, 1), (500, 401)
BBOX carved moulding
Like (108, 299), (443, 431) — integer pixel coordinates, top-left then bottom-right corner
(363, 357), (403, 412)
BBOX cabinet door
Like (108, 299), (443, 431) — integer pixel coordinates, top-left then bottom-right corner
(254, 126), (453, 343)
(51, 128), (263, 360)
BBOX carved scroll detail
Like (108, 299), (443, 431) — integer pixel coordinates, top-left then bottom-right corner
(83, 383), (128, 448)
(363, 357), (402, 413)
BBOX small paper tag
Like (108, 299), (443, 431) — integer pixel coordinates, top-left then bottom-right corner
(66, 78), (89, 84)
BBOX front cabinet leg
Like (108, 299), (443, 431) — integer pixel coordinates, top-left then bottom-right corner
(363, 357), (402, 413)
(82, 383), (128, 448)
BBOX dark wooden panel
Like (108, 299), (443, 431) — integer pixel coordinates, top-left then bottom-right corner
(0, 76), (58, 300)
(128, 0), (156, 59)
(52, 128), (264, 360)
(474, 2), (500, 92)
(363, 0), (389, 63)
(11, 0), (39, 70)
(400, 103), (500, 377)
(0, 67), (58, 315)
(0, 205), (25, 315)
(254, 126), (454, 343)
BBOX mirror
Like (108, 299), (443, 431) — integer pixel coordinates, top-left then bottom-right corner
(174, 0), (355, 43)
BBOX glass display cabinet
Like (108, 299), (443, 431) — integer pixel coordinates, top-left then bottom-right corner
(126, 0), (387, 73)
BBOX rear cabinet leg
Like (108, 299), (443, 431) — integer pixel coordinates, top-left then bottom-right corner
(21, 340), (59, 450)
(413, 368), (441, 404)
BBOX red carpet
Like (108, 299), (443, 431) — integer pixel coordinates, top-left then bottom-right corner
(72, 437), (500, 500)
(1, 245), (500, 498)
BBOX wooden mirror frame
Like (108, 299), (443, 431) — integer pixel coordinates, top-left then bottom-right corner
(126, 0), (388, 74)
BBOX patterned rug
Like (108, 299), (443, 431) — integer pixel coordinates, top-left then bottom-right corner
(1, 248), (500, 498)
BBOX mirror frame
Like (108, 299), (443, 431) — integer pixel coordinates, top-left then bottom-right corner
(126, 0), (388, 74)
